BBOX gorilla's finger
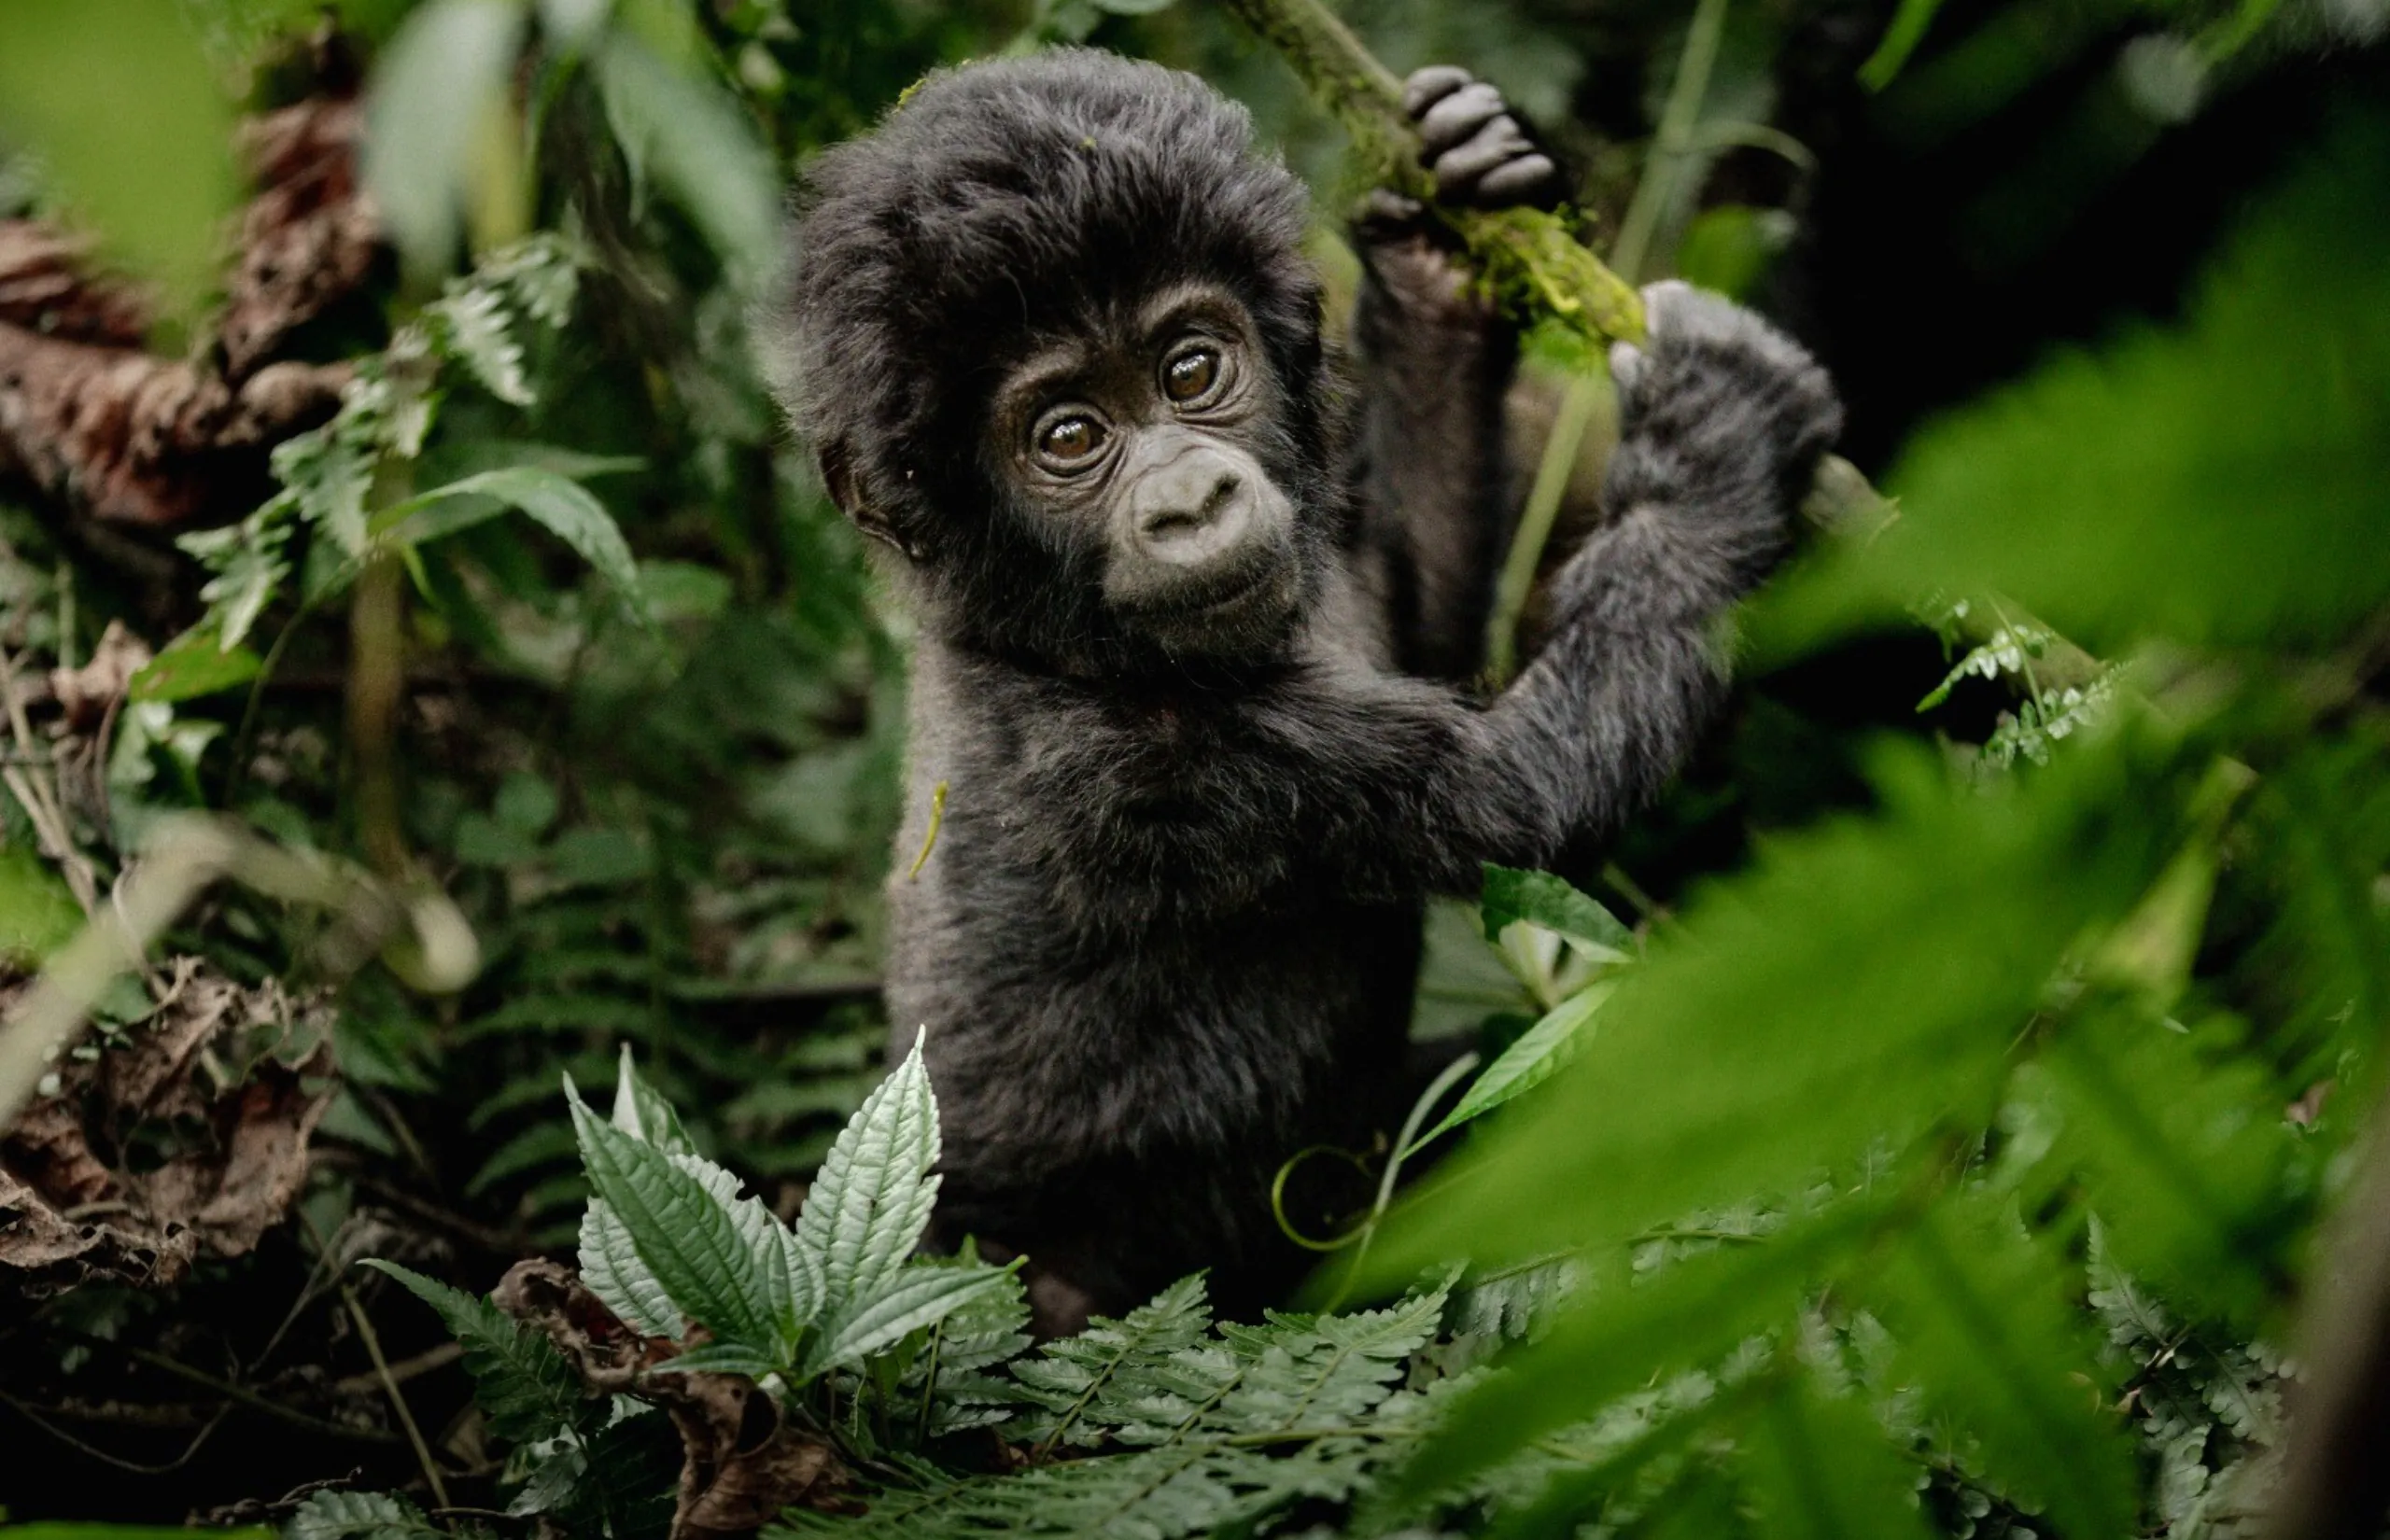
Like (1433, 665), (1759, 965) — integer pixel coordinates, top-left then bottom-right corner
(1353, 187), (1429, 239)
(1402, 65), (1473, 118)
(1419, 83), (1507, 154)
(1473, 153), (1557, 207)
(1639, 280), (1698, 341)
(1608, 340), (1648, 397)
(1432, 116), (1535, 193)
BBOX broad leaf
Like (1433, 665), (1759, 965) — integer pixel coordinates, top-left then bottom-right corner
(568, 1084), (778, 1352)
(795, 1029), (942, 1309)
(803, 1260), (1020, 1378)
(580, 1197), (682, 1338)
(1480, 863), (1632, 951)
(1413, 980), (1612, 1148)
(373, 467), (652, 626)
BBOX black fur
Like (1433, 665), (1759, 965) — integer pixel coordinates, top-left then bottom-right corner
(763, 49), (1841, 1330)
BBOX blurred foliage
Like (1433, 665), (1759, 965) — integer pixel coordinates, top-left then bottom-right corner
(0, 0), (2382, 1534)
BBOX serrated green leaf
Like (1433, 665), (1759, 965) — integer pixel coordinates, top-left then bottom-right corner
(569, 1085), (778, 1353)
(804, 1260), (1019, 1379)
(609, 1043), (698, 1157)
(359, 1260), (595, 1444)
(794, 1029), (941, 1309)
(651, 1339), (787, 1379)
(580, 1197), (681, 1338)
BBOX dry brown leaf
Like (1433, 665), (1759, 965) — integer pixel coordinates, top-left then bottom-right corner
(0, 966), (336, 1295)
(494, 1259), (855, 1539)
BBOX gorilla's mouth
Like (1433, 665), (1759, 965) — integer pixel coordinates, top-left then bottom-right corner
(1122, 559), (1300, 652)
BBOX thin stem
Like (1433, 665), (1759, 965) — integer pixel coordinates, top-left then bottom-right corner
(342, 1279), (454, 1509)
(1485, 372), (1605, 685)
(1483, 0), (1731, 684)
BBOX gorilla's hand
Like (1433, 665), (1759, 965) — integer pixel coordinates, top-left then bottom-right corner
(1400, 66), (1561, 209)
(1606, 281), (1843, 519)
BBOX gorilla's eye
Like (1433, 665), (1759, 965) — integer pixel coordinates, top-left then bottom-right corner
(1036, 413), (1108, 465)
(1162, 346), (1221, 404)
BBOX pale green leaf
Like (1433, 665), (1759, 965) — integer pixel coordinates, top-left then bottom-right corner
(362, 0), (527, 273)
(579, 1197), (680, 1337)
(608, 1043), (698, 1157)
(794, 1029), (942, 1308)
(1413, 980), (1612, 1148)
(803, 1261), (1019, 1378)
(595, 33), (779, 284)
(569, 1085), (777, 1351)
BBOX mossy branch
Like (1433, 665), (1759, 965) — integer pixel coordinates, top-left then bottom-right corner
(1216, 0), (1648, 349)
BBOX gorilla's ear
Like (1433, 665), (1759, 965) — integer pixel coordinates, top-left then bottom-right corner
(818, 438), (921, 562)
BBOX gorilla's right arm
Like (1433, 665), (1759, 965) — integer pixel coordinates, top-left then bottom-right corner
(1298, 282), (1844, 897)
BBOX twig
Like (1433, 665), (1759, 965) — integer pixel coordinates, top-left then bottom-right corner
(1484, 0), (1731, 683)
(0, 815), (479, 1132)
(341, 1279), (454, 1509)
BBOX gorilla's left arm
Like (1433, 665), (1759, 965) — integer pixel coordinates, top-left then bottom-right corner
(1347, 68), (1560, 682)
(1291, 282), (1844, 896)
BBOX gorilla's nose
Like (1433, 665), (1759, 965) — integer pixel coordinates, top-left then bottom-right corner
(1132, 452), (1251, 565)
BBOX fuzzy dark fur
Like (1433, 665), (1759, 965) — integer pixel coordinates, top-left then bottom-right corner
(764, 49), (1841, 1328)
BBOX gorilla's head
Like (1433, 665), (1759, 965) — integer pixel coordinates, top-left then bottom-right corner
(765, 49), (1347, 674)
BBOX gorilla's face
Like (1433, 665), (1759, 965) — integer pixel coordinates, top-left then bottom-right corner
(984, 282), (1305, 659)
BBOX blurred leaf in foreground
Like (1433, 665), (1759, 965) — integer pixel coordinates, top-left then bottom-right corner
(0, 0), (234, 314)
(1755, 106), (2390, 657)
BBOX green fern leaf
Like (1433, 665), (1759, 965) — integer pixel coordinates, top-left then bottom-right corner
(287, 1489), (445, 1539)
(358, 1260), (594, 1444)
(1008, 1272), (1214, 1449)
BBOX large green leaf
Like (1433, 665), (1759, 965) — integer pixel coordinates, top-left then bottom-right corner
(0, 0), (233, 312)
(1361, 733), (2186, 1284)
(361, 0), (527, 273)
(794, 1029), (943, 1309)
(568, 1085), (780, 1353)
(359, 1260), (595, 1444)
(1755, 109), (2390, 657)
(373, 466), (653, 626)
(595, 31), (780, 284)
(1740, 1374), (1936, 1540)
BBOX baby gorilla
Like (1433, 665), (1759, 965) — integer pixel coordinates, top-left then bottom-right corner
(767, 49), (1839, 1332)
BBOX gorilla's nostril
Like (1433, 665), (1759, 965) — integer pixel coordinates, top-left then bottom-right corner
(1140, 470), (1242, 542)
